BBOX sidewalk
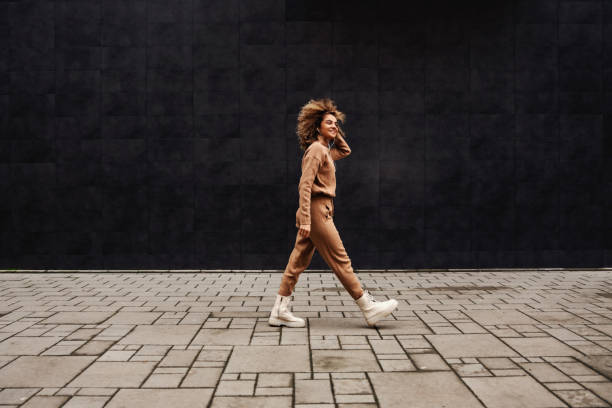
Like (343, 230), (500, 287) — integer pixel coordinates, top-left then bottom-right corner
(0, 270), (610, 407)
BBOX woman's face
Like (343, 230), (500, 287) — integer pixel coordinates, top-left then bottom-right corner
(318, 113), (339, 141)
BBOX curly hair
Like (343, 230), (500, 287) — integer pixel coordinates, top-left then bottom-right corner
(296, 98), (347, 151)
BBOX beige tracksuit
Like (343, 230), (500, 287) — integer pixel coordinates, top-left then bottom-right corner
(278, 133), (364, 300)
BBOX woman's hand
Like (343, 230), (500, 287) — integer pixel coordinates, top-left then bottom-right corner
(299, 224), (311, 238)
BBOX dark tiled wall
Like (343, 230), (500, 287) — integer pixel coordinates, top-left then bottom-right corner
(1, 0), (611, 269)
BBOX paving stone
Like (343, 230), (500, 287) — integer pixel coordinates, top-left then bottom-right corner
(338, 335), (369, 345)
(1, 271), (611, 408)
(331, 378), (371, 394)
(257, 373), (292, 387)
(226, 345), (310, 373)
(0, 336), (61, 355)
(583, 382), (612, 405)
(553, 389), (610, 407)
(0, 388), (39, 405)
(522, 311), (590, 325)
(335, 394), (376, 403)
(255, 387), (292, 396)
(463, 310), (539, 325)
(519, 362), (573, 382)
(370, 371), (483, 408)
(312, 350), (380, 372)
(181, 367), (223, 387)
(426, 334), (519, 358)
(142, 373), (183, 388)
(197, 348), (231, 362)
(378, 319), (432, 335)
(452, 363), (491, 377)
(479, 358), (517, 370)
(191, 329), (253, 345)
(97, 350), (136, 361)
(105, 389), (214, 408)
(280, 329), (308, 345)
(370, 339), (404, 354)
(295, 379), (333, 403)
(210, 396), (292, 408)
(410, 353), (450, 370)
(503, 337), (582, 357)
(137, 345), (171, 356)
(68, 362), (156, 388)
(215, 380), (255, 396)
(463, 376), (568, 408)
(118, 325), (200, 345)
(593, 325), (612, 336)
(76, 388), (116, 396)
(0, 356), (96, 387)
(62, 396), (109, 407)
(542, 327), (585, 341)
(42, 341), (85, 356)
(65, 329), (103, 341)
(20, 396), (69, 408)
(159, 349), (199, 367)
(41, 312), (114, 324)
(309, 318), (376, 335)
(104, 312), (162, 324)
(551, 361), (600, 376)
(380, 358), (417, 371)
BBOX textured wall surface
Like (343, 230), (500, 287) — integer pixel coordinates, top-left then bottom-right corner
(1, 0), (610, 269)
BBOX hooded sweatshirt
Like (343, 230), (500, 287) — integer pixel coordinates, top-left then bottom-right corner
(295, 133), (351, 228)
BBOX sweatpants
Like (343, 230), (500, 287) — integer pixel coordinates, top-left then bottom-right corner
(278, 195), (364, 300)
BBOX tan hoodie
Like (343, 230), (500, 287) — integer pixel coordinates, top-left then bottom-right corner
(295, 133), (351, 227)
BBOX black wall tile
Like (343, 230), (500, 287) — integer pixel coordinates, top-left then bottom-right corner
(2, 1), (609, 268)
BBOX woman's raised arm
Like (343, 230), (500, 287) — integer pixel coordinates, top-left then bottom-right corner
(330, 132), (351, 161)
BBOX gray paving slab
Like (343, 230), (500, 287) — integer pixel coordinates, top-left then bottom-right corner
(20, 396), (69, 408)
(103, 312), (162, 325)
(225, 345), (310, 373)
(522, 311), (591, 325)
(118, 325), (200, 345)
(68, 362), (156, 388)
(0, 388), (38, 405)
(41, 312), (114, 324)
(313, 350), (380, 372)
(191, 328), (253, 345)
(463, 376), (567, 408)
(502, 337), (583, 357)
(0, 356), (96, 387)
(426, 334), (520, 358)
(463, 310), (540, 325)
(0, 270), (610, 408)
(583, 382), (612, 405)
(370, 371), (484, 408)
(105, 389), (214, 408)
(210, 396), (292, 408)
(295, 379), (334, 403)
(0, 336), (62, 355)
(308, 318), (377, 335)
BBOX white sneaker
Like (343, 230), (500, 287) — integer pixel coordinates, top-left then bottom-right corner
(268, 293), (305, 328)
(355, 290), (398, 326)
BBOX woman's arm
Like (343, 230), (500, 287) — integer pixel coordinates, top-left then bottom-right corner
(296, 147), (324, 227)
(330, 132), (351, 161)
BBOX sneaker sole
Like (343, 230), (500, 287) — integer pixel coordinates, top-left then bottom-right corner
(365, 299), (399, 326)
(268, 317), (305, 328)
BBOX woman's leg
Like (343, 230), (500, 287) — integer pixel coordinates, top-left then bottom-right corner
(309, 199), (364, 300)
(278, 231), (316, 296)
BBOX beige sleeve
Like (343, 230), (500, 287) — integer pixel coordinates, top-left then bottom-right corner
(330, 132), (351, 161)
(296, 147), (324, 226)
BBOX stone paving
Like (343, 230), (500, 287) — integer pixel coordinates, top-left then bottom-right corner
(0, 269), (610, 408)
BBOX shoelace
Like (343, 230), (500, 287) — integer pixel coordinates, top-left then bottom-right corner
(366, 291), (376, 303)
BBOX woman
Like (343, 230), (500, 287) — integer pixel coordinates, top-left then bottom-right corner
(268, 98), (399, 328)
